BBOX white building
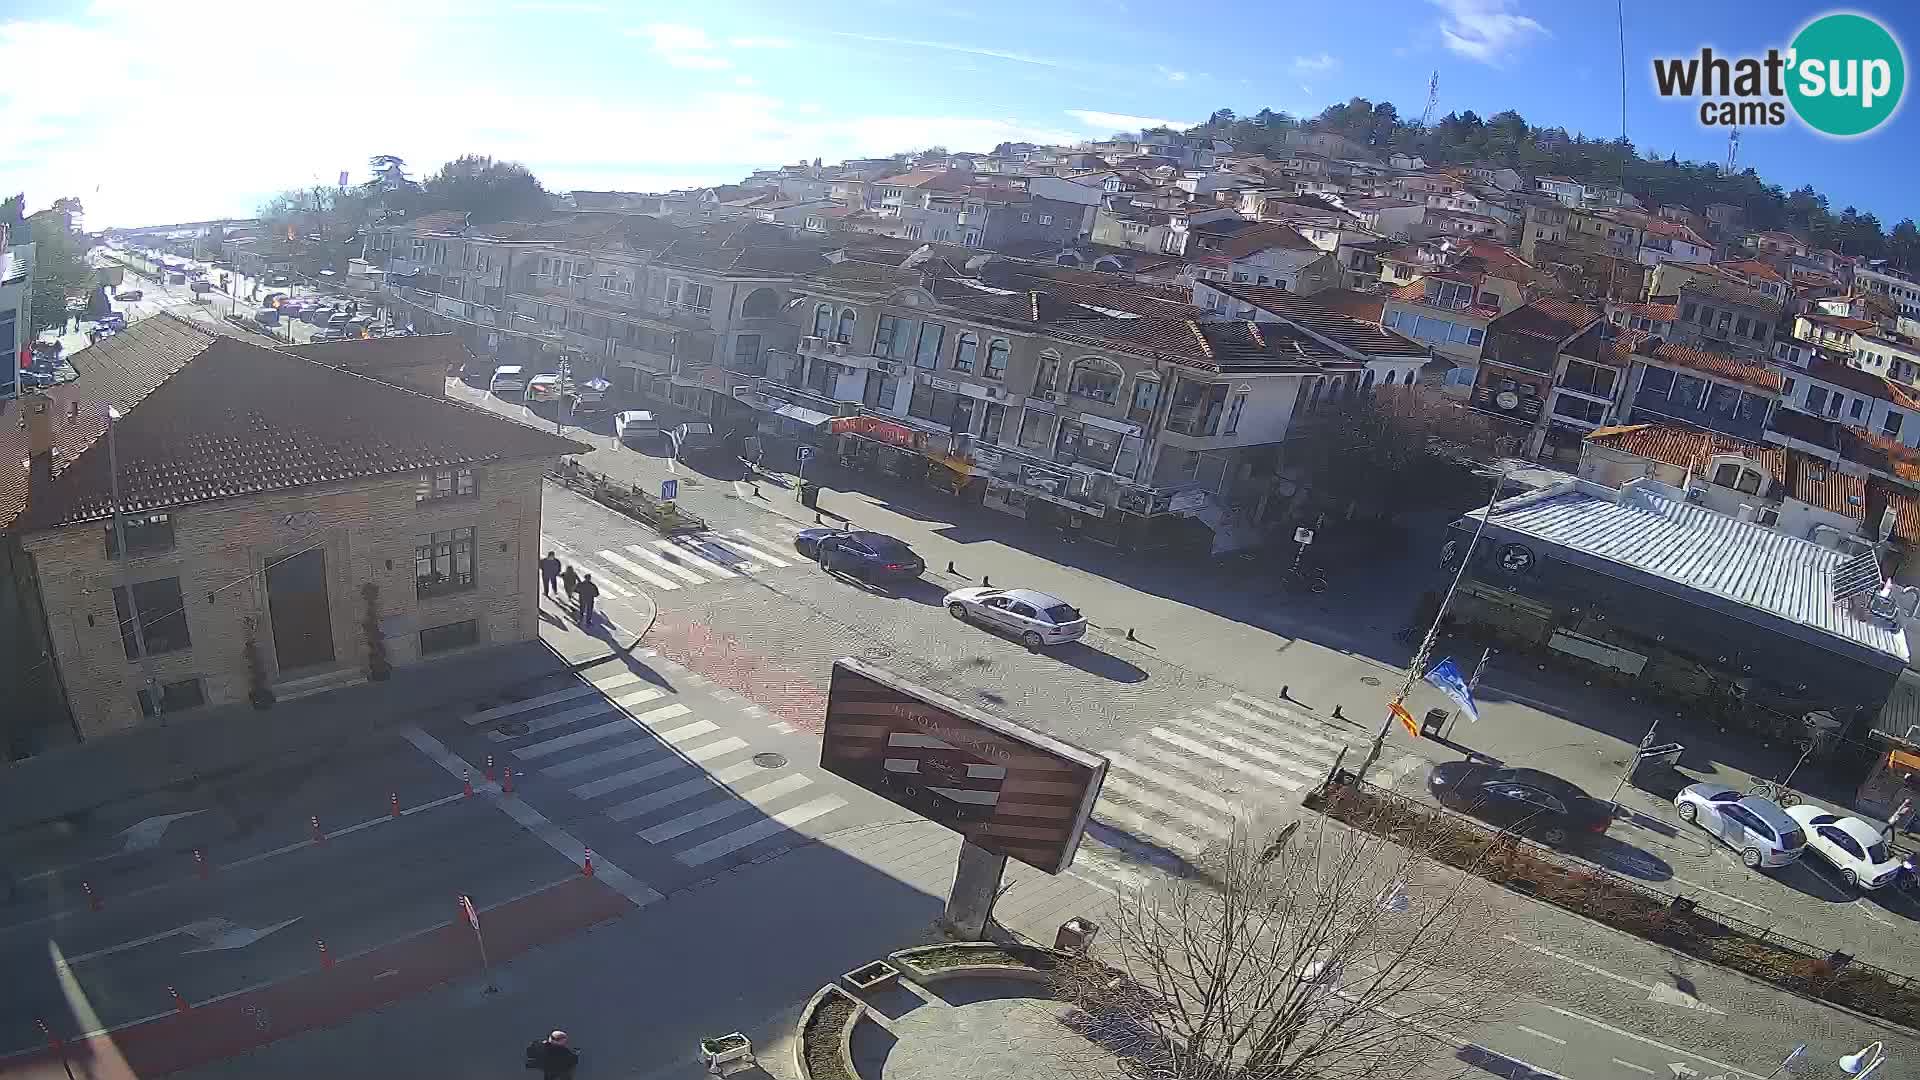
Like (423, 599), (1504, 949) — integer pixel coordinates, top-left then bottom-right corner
(0, 228), (31, 399)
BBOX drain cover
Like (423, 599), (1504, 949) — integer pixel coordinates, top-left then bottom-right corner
(859, 646), (895, 662)
(752, 752), (788, 769)
(1360, 676), (1382, 686)
(498, 719), (531, 736)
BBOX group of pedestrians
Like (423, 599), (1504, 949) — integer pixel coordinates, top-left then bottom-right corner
(538, 550), (599, 626)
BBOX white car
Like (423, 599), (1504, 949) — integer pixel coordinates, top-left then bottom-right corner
(614, 410), (661, 445)
(489, 365), (526, 395)
(944, 587), (1086, 649)
(1675, 783), (1806, 868)
(1786, 805), (1904, 889)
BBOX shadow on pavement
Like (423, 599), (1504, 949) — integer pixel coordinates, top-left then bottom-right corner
(1456, 1043), (1561, 1080)
(926, 975), (1057, 1007)
(1586, 836), (1674, 882)
(1050, 641), (1148, 684)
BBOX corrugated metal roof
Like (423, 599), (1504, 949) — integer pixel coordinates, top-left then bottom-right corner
(1466, 481), (1908, 664)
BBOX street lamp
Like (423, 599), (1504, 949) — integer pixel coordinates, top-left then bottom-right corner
(1840, 1042), (1885, 1080)
(1358, 457), (1523, 777)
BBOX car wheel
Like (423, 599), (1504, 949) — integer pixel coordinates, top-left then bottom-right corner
(949, 602), (969, 621)
(1678, 802), (1698, 823)
(1538, 824), (1569, 846)
(1023, 631), (1044, 650)
(1843, 869), (1859, 889)
(1741, 847), (1763, 869)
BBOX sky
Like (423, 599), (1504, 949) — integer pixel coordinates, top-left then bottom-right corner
(2, 0), (1917, 229)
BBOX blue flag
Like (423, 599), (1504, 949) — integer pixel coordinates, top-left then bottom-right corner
(1423, 657), (1480, 723)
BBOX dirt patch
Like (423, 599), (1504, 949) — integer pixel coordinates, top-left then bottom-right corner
(803, 996), (857, 1080)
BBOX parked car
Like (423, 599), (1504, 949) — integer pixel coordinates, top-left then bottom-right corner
(1784, 805), (1903, 889)
(614, 410), (661, 445)
(526, 373), (566, 402)
(1676, 783), (1806, 868)
(944, 587), (1086, 649)
(1426, 763), (1612, 847)
(98, 313), (126, 331)
(310, 328), (351, 342)
(795, 529), (926, 582)
(114, 289), (143, 301)
(327, 310), (353, 326)
(489, 365), (527, 395)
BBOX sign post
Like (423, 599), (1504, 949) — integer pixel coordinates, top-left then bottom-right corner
(459, 894), (496, 993)
(660, 477), (678, 503)
(797, 445), (813, 484)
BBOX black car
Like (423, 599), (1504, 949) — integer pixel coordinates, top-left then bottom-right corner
(1426, 763), (1613, 847)
(794, 528), (926, 582)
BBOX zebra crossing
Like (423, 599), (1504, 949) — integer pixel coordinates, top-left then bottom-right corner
(464, 665), (851, 869)
(541, 522), (810, 598)
(1082, 691), (1357, 868)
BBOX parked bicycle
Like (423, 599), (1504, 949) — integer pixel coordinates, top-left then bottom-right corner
(1746, 776), (1802, 807)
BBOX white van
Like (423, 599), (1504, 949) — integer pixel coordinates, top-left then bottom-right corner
(489, 366), (526, 395)
(615, 411), (661, 445)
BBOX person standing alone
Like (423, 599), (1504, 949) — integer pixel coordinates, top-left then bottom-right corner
(525, 1030), (579, 1078)
(539, 550), (562, 598)
(575, 574), (600, 626)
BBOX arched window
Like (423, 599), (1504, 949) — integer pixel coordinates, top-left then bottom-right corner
(1035, 349), (1063, 394)
(984, 339), (1010, 381)
(835, 308), (857, 344)
(1068, 357), (1124, 403)
(953, 332), (979, 373)
(741, 287), (781, 318)
(1307, 379), (1323, 410)
(812, 303), (832, 337)
(1363, 369), (1376, 392)
(1383, 369), (1398, 386)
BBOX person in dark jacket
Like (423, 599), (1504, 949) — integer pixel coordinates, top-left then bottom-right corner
(559, 565), (581, 604)
(575, 574), (600, 625)
(540, 551), (562, 597)
(526, 1030), (579, 1078)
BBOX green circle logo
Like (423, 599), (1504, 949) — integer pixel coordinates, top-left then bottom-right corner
(1787, 13), (1905, 137)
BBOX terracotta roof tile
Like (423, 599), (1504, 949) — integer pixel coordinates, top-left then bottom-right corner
(1644, 340), (1783, 392)
(1208, 283), (1426, 358)
(1792, 457), (1868, 521)
(1722, 258), (1785, 283)
(1489, 296), (1603, 342)
(1584, 424), (1788, 482)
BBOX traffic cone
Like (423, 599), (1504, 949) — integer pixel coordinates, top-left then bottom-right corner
(318, 940), (333, 970)
(502, 767), (515, 795)
(463, 769), (474, 798)
(193, 849), (209, 880)
(169, 986), (191, 1014)
(311, 815), (326, 846)
(390, 792), (401, 819)
(82, 881), (101, 911)
(582, 848), (595, 878)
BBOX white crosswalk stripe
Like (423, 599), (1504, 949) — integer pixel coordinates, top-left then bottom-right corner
(624, 544), (707, 584)
(538, 522), (818, 597)
(675, 795), (847, 867)
(485, 688), (665, 742)
(597, 549), (681, 590)
(1088, 692), (1357, 864)
(650, 539), (736, 578)
(718, 531), (793, 567)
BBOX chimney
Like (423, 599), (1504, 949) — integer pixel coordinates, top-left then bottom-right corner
(24, 392), (54, 493)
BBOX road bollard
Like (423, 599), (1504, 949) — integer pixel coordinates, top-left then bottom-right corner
(503, 767), (515, 795)
(34, 1018), (60, 1051)
(390, 792), (401, 819)
(982, 574), (991, 588)
(463, 769), (474, 798)
(193, 849), (209, 880)
(318, 940), (333, 970)
(485, 754), (495, 783)
(1333, 704), (1345, 721)
(82, 881), (101, 911)
(947, 561), (957, 575)
(169, 986), (191, 1014)
(311, 816), (326, 846)
(1126, 628), (1137, 642)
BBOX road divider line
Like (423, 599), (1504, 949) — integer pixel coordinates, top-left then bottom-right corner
(1538, 1005), (1765, 1080)
(1613, 1059), (1656, 1075)
(1514, 1025), (1566, 1046)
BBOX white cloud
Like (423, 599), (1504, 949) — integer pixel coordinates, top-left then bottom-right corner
(1291, 52), (1339, 75)
(635, 22), (732, 68)
(733, 74), (758, 87)
(1428, 0), (1547, 64)
(1065, 109), (1197, 133)
(1156, 65), (1188, 83)
(827, 31), (1066, 68)
(728, 36), (792, 48)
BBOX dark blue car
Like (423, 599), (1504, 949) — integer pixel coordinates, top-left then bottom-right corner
(794, 528), (926, 583)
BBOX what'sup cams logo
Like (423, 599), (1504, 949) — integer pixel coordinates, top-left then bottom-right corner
(1653, 12), (1906, 137)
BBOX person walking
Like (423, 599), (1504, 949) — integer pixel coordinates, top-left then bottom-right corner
(560, 565), (581, 606)
(525, 1030), (579, 1078)
(575, 574), (600, 626)
(539, 551), (562, 598)
(1888, 795), (1915, 845)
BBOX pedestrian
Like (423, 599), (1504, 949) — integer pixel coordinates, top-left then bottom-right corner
(539, 551), (562, 597)
(560, 565), (581, 604)
(525, 1030), (579, 1078)
(1889, 796), (1915, 844)
(576, 574), (600, 626)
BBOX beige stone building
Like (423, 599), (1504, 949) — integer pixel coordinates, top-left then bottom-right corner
(0, 316), (581, 747)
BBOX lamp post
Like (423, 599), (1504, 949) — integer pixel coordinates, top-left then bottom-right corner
(1359, 457), (1519, 777)
(1840, 1042), (1885, 1080)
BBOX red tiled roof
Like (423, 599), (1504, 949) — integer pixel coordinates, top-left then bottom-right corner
(1792, 458), (1868, 522)
(1643, 340), (1784, 392)
(1489, 296), (1603, 343)
(1305, 288), (1386, 322)
(1584, 423), (1789, 481)
(1203, 282), (1427, 358)
(1805, 358), (1902, 403)
(2, 315), (584, 534)
(1803, 312), (1877, 332)
(1721, 258), (1785, 283)
(1612, 298), (1679, 323)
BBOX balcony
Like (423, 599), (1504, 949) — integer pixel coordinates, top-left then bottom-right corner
(613, 342), (677, 377)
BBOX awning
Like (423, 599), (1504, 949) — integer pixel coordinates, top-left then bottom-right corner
(769, 401), (834, 427)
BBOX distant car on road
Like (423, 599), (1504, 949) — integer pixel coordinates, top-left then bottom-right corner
(98, 313), (126, 331)
(114, 290), (143, 301)
(1785, 805), (1903, 889)
(614, 411), (661, 445)
(796, 529), (926, 583)
(1676, 783), (1806, 868)
(489, 365), (527, 395)
(1426, 763), (1612, 847)
(944, 587), (1086, 649)
(672, 422), (720, 459)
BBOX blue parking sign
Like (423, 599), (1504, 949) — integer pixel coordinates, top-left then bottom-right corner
(797, 446), (814, 462)
(660, 478), (678, 502)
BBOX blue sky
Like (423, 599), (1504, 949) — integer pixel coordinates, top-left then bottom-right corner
(2, 0), (1914, 228)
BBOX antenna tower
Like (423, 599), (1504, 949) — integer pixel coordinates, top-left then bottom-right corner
(1420, 71), (1440, 127)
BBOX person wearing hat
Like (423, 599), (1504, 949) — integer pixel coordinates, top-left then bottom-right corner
(525, 1030), (579, 1078)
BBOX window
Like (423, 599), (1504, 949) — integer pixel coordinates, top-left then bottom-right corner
(683, 283), (714, 312)
(952, 333), (978, 373)
(1223, 391), (1246, 434)
(1039, 214), (1053, 226)
(913, 323), (946, 370)
(416, 467), (476, 504)
(1851, 397), (1866, 421)
(1735, 316), (1751, 339)
(731, 333), (764, 373)
(1477, 291), (1499, 308)
(105, 512), (176, 558)
(1017, 407), (1054, 449)
(1712, 462), (1741, 487)
(136, 677), (205, 716)
(1886, 412), (1905, 438)
(666, 278), (682, 305)
(1783, 376), (1796, 398)
(1680, 302), (1697, 323)
(1559, 362), (1616, 399)
(114, 577), (190, 659)
(904, 224), (924, 240)
(416, 527), (476, 597)
(1068, 358), (1123, 402)
(812, 303), (832, 337)
(1129, 376), (1160, 419)
(1805, 385), (1828, 414)
(835, 309), (856, 344)
(908, 384), (961, 426)
(421, 619), (479, 654)
(1670, 373), (1707, 409)
(984, 339), (1009, 380)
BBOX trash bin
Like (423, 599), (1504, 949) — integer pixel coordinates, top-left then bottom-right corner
(1420, 708), (1449, 739)
(798, 481), (819, 509)
(1055, 917), (1099, 954)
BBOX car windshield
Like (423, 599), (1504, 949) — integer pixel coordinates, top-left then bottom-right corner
(1868, 839), (1892, 862)
(1044, 603), (1082, 623)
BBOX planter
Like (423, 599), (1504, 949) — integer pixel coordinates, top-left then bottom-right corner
(699, 1032), (754, 1076)
(888, 942), (1067, 986)
(792, 983), (864, 1080)
(842, 960), (900, 992)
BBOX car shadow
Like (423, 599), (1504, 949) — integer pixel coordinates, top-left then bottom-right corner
(1049, 640), (1148, 683)
(1768, 859), (1858, 904)
(1584, 835), (1674, 883)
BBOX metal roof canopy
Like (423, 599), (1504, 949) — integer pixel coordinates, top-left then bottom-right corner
(1460, 478), (1909, 670)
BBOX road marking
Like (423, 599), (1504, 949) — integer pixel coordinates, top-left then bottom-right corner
(1666, 875), (1771, 914)
(1149, 729), (1306, 791)
(607, 760), (764, 822)
(513, 718), (646, 760)
(1504, 935), (1722, 1014)
(399, 724), (660, 908)
(1093, 799), (1208, 857)
(597, 548), (681, 590)
(676, 795), (847, 866)
(1105, 753), (1237, 814)
(652, 539), (735, 577)
(1614, 1060), (1657, 1075)
(1162, 714), (1328, 780)
(582, 572), (633, 599)
(719, 531), (793, 566)
(737, 527), (802, 553)
(1538, 1005), (1766, 1080)
(1514, 1025), (1567, 1046)
(625, 543), (708, 583)
(485, 688), (666, 742)
(657, 717), (719, 744)
(465, 683), (600, 725)
(640, 773), (815, 842)
(1210, 700), (1353, 752)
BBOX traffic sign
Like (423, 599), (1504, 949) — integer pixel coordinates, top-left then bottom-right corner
(660, 478), (678, 502)
(1294, 527), (1315, 546)
(797, 446), (814, 462)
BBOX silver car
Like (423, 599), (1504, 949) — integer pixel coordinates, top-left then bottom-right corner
(1675, 783), (1806, 868)
(944, 587), (1086, 649)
